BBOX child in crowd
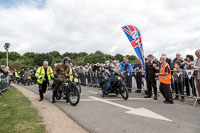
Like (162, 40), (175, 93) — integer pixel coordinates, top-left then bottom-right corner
(173, 62), (184, 102)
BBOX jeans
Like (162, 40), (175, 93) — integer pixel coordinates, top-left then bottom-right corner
(124, 76), (132, 90)
(104, 81), (111, 93)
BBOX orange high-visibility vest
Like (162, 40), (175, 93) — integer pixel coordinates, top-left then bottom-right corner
(159, 63), (171, 84)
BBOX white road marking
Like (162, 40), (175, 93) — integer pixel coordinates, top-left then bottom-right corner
(89, 96), (172, 122)
(57, 97), (149, 102)
(88, 91), (98, 94)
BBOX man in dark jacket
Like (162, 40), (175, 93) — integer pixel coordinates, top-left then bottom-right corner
(144, 55), (159, 100)
(133, 59), (142, 93)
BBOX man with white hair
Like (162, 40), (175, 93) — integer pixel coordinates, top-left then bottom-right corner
(35, 61), (54, 101)
(162, 53), (174, 92)
(155, 56), (173, 104)
(172, 53), (182, 69)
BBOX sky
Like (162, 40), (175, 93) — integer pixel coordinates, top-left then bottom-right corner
(0, 0), (199, 59)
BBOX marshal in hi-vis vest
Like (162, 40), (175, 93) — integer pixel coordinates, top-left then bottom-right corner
(15, 72), (19, 77)
(159, 63), (171, 84)
(35, 66), (54, 84)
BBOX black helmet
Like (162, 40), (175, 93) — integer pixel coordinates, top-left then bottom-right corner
(63, 57), (71, 64)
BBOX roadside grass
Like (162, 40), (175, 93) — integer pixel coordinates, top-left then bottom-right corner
(0, 86), (46, 133)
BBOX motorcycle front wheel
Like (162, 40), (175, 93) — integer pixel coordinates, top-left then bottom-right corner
(68, 85), (80, 106)
(55, 91), (62, 100)
(120, 85), (129, 100)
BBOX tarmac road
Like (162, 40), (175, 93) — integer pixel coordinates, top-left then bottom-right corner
(22, 84), (200, 133)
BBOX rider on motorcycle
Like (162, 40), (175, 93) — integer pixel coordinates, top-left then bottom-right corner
(52, 57), (73, 103)
(102, 64), (119, 97)
(19, 69), (25, 84)
(24, 68), (32, 85)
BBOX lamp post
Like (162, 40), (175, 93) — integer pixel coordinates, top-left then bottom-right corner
(4, 43), (10, 67)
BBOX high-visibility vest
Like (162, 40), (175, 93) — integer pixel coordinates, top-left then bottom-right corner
(66, 66), (73, 81)
(100, 67), (104, 73)
(35, 66), (54, 84)
(15, 72), (19, 77)
(159, 63), (171, 84)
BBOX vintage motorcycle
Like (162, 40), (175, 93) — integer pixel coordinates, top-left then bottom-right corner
(101, 74), (129, 100)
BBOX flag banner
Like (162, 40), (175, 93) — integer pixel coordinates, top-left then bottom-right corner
(121, 25), (145, 70)
(186, 70), (194, 79)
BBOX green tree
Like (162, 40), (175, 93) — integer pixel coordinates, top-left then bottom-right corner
(115, 54), (124, 62)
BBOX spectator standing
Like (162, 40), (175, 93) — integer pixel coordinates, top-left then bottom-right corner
(163, 54), (174, 92)
(156, 56), (173, 104)
(144, 55), (159, 100)
(173, 62), (184, 102)
(133, 59), (142, 93)
(122, 59), (133, 92)
(192, 50), (200, 98)
(182, 55), (196, 97)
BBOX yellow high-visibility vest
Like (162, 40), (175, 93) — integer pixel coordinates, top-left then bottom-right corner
(35, 66), (54, 84)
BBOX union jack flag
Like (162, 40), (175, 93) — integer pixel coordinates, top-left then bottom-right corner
(121, 25), (145, 70)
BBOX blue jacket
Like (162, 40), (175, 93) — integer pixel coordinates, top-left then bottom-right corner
(120, 61), (125, 71)
(104, 70), (119, 81)
(122, 63), (133, 76)
(133, 63), (141, 71)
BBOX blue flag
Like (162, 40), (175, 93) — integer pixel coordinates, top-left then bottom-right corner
(121, 25), (145, 70)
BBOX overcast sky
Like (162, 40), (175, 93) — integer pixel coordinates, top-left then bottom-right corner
(0, 0), (199, 59)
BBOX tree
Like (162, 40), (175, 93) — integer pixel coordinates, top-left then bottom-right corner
(115, 54), (124, 62)
(126, 55), (137, 64)
(9, 52), (21, 61)
(0, 50), (138, 68)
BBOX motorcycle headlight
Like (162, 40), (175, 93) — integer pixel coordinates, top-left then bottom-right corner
(74, 78), (78, 82)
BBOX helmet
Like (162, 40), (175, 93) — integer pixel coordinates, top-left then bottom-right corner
(63, 57), (71, 64)
(109, 64), (115, 69)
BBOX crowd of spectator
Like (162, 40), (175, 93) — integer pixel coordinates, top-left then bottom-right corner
(72, 49), (200, 103)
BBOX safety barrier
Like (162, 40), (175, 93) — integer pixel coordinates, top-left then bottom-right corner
(132, 69), (200, 107)
(171, 69), (200, 107)
(0, 75), (10, 94)
(77, 69), (200, 107)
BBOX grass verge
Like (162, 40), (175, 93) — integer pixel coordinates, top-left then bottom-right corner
(0, 86), (45, 133)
